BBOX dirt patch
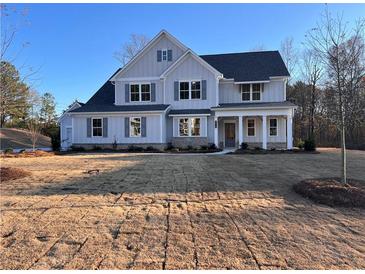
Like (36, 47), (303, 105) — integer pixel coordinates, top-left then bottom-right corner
(293, 178), (365, 208)
(2, 150), (55, 158)
(0, 167), (31, 181)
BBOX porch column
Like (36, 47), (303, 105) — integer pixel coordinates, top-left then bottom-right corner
(238, 115), (243, 145)
(262, 115), (267, 149)
(214, 116), (219, 147)
(287, 115), (293, 149)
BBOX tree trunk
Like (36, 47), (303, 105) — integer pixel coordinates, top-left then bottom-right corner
(341, 116), (347, 184)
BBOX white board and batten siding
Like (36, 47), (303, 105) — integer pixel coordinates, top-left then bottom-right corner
(118, 35), (185, 78)
(165, 55), (218, 109)
(219, 79), (286, 104)
(72, 114), (163, 144)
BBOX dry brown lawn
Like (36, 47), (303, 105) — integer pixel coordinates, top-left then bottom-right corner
(0, 148), (364, 269)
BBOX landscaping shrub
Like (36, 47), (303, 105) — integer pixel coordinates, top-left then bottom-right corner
(209, 143), (217, 150)
(112, 139), (118, 150)
(4, 148), (13, 154)
(254, 146), (261, 150)
(127, 145), (144, 152)
(51, 134), (60, 151)
(166, 142), (174, 150)
(200, 145), (208, 151)
(187, 145), (193, 151)
(304, 139), (316, 151)
(240, 142), (248, 150)
(71, 146), (85, 152)
(146, 146), (155, 151)
(93, 146), (102, 151)
(297, 139), (305, 150)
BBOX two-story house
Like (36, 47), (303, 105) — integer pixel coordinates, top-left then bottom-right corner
(59, 30), (296, 150)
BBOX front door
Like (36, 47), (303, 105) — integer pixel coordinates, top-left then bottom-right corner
(224, 123), (236, 147)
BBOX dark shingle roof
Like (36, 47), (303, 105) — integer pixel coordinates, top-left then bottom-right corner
(70, 104), (170, 113)
(200, 51), (290, 82)
(168, 109), (211, 115)
(71, 68), (168, 113)
(212, 101), (296, 109)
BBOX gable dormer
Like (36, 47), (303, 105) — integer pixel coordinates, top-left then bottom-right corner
(111, 30), (187, 79)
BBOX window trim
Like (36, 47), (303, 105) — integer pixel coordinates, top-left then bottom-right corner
(178, 117), (202, 137)
(246, 118), (256, 137)
(130, 83), (151, 102)
(269, 118), (278, 137)
(92, 117), (103, 137)
(241, 83), (263, 102)
(130, 116), (141, 137)
(179, 80), (202, 100)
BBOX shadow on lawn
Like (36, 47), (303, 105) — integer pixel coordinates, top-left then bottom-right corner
(15, 153), (324, 210)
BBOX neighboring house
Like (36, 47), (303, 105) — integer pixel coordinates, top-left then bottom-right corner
(61, 30), (296, 150)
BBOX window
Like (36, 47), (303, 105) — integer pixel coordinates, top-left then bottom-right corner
(191, 118), (200, 136)
(252, 84), (261, 101)
(191, 81), (201, 99)
(162, 49), (167, 61)
(92, 118), (102, 137)
(179, 81), (201, 100)
(179, 118), (189, 136)
(241, 83), (262, 102)
(179, 82), (189, 100)
(269, 118), (278, 136)
(247, 119), (255, 137)
(179, 117), (201, 137)
(241, 84), (250, 101)
(130, 83), (151, 102)
(130, 117), (141, 137)
(141, 84), (150, 101)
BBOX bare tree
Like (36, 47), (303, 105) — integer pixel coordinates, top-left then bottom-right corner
(280, 37), (298, 80)
(114, 34), (149, 66)
(27, 90), (42, 151)
(305, 8), (365, 184)
(301, 49), (323, 139)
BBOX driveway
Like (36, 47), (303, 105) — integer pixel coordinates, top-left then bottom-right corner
(1, 149), (364, 269)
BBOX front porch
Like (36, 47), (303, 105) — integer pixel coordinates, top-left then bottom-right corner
(213, 109), (294, 150)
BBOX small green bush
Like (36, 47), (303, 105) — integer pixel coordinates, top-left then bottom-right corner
(187, 145), (193, 151)
(254, 146), (261, 150)
(93, 146), (102, 150)
(146, 146), (155, 151)
(304, 139), (316, 151)
(166, 143), (174, 150)
(4, 148), (13, 154)
(71, 146), (85, 152)
(209, 143), (217, 150)
(127, 145), (144, 152)
(240, 142), (248, 150)
(200, 145), (208, 150)
(297, 139), (305, 150)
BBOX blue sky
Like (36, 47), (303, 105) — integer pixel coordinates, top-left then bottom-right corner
(4, 3), (365, 114)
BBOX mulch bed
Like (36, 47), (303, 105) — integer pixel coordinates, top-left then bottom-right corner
(293, 178), (365, 208)
(0, 167), (31, 182)
(230, 149), (320, 155)
(2, 150), (55, 158)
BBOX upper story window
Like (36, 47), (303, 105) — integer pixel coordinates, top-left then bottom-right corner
(269, 118), (278, 136)
(241, 83), (262, 102)
(130, 83), (151, 102)
(92, 118), (103, 137)
(130, 117), (141, 137)
(179, 81), (201, 100)
(157, 49), (172, 62)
